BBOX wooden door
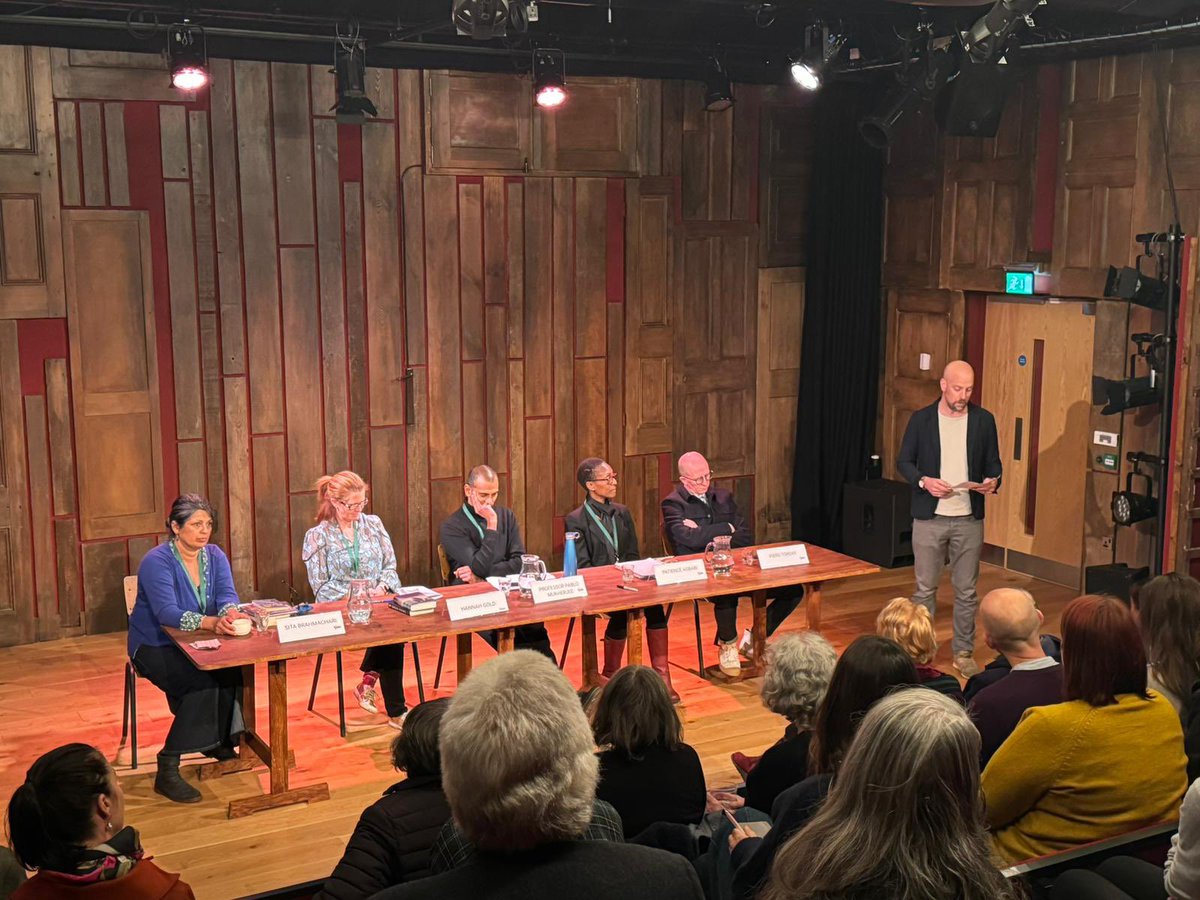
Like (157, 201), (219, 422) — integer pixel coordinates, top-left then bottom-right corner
(982, 299), (1096, 583)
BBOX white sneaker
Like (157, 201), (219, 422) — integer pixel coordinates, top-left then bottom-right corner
(718, 641), (742, 677)
(953, 653), (982, 678)
(737, 628), (754, 660)
(387, 711), (408, 731)
(353, 682), (379, 714)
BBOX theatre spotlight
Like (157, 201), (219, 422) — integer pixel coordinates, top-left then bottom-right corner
(789, 24), (846, 91)
(1092, 374), (1160, 416)
(167, 22), (208, 91)
(859, 40), (955, 149)
(331, 40), (378, 125)
(962, 0), (1043, 64)
(534, 49), (567, 109)
(703, 57), (734, 112)
(1112, 455), (1160, 527)
(453, 0), (512, 40)
(1104, 264), (1166, 311)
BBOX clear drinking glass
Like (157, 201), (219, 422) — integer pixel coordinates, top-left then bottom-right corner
(347, 578), (373, 625)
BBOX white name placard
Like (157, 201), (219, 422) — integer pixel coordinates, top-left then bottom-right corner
(446, 590), (509, 622)
(655, 559), (709, 586)
(277, 611), (346, 644)
(530, 575), (588, 604)
(757, 544), (811, 570)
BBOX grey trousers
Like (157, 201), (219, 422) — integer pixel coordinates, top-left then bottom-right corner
(911, 515), (984, 656)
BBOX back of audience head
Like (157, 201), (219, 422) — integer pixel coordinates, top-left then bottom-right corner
(761, 632), (837, 728)
(6, 743), (122, 872)
(439, 650), (597, 852)
(1062, 594), (1148, 707)
(592, 664), (681, 756)
(875, 597), (938, 665)
(391, 699), (450, 777)
(809, 635), (920, 774)
(1133, 572), (1200, 705)
(763, 690), (1016, 900)
(979, 588), (1043, 656)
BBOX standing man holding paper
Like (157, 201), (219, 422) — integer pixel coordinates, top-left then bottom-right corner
(896, 359), (1002, 678)
(439, 464), (555, 661)
(567, 457), (677, 701)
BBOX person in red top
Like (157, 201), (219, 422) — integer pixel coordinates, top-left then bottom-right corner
(6, 743), (195, 899)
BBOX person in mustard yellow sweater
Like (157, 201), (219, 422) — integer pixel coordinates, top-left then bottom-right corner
(982, 594), (1187, 864)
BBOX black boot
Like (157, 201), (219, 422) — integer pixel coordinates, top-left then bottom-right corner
(207, 740), (238, 762)
(155, 753), (201, 804)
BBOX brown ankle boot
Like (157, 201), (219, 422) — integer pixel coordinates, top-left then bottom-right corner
(647, 627), (681, 703)
(599, 637), (626, 683)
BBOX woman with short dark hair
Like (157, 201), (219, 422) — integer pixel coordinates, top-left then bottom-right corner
(317, 700), (453, 900)
(984, 594), (1187, 863)
(592, 666), (706, 839)
(6, 743), (195, 899)
(127, 494), (249, 803)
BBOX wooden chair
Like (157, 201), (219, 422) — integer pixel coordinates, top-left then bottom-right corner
(117, 576), (143, 769)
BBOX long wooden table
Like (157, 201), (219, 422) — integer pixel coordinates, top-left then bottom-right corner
(166, 541), (877, 817)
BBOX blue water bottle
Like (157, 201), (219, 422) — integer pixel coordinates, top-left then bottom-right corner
(563, 531), (579, 577)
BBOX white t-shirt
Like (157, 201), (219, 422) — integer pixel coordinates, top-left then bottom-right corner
(936, 410), (972, 517)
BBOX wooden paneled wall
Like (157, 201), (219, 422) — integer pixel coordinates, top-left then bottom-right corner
(0, 48), (814, 645)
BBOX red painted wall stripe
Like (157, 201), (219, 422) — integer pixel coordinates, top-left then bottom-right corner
(1032, 65), (1063, 255)
(606, 177), (625, 303)
(337, 124), (363, 182)
(964, 292), (988, 408)
(16, 319), (68, 396)
(124, 101), (180, 504)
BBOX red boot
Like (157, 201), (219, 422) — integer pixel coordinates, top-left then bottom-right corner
(599, 638), (626, 684)
(648, 627), (681, 703)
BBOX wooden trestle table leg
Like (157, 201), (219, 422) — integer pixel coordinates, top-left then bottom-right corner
(741, 590), (769, 679)
(581, 615), (599, 688)
(457, 633), (473, 682)
(806, 582), (823, 631)
(497, 628), (516, 653)
(626, 608), (645, 666)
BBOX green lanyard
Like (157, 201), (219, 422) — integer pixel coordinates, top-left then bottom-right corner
(337, 520), (360, 575)
(462, 504), (486, 543)
(171, 542), (208, 613)
(584, 503), (619, 556)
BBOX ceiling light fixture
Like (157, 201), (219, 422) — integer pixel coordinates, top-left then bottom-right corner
(167, 22), (208, 91)
(1112, 453), (1160, 527)
(534, 48), (567, 109)
(331, 38), (378, 125)
(703, 57), (734, 112)
(453, 0), (513, 41)
(789, 23), (846, 91)
(963, 0), (1044, 64)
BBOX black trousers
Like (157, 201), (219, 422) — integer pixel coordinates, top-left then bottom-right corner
(604, 606), (668, 640)
(361, 644), (407, 717)
(133, 642), (244, 755)
(1051, 857), (1167, 900)
(710, 585), (805, 643)
(480, 624), (556, 662)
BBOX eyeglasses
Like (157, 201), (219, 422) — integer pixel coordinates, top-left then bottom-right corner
(682, 471), (713, 485)
(590, 474), (618, 485)
(333, 497), (367, 512)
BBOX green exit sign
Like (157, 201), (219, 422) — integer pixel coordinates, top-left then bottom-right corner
(1005, 270), (1035, 295)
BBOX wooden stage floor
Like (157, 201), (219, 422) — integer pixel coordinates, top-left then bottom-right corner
(0, 563), (1078, 898)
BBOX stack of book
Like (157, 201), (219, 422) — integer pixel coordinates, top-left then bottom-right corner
(239, 599), (295, 629)
(388, 586), (441, 616)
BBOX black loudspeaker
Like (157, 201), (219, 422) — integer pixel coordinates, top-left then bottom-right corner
(842, 479), (914, 569)
(1084, 563), (1151, 603)
(936, 61), (1012, 138)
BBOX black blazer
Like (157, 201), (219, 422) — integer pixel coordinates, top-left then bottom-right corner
(661, 485), (752, 555)
(895, 402), (1002, 521)
(565, 498), (641, 568)
(317, 774), (452, 900)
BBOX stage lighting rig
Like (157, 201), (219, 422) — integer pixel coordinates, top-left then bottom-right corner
(453, 0), (527, 40)
(1092, 333), (1166, 416)
(1112, 452), (1161, 527)
(789, 23), (847, 91)
(859, 31), (955, 149)
(962, 0), (1045, 64)
(533, 49), (567, 109)
(331, 39), (378, 125)
(703, 57), (733, 112)
(167, 22), (208, 91)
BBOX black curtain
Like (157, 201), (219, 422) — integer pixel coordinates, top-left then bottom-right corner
(790, 85), (885, 550)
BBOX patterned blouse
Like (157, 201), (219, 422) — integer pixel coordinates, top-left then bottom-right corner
(302, 514), (403, 603)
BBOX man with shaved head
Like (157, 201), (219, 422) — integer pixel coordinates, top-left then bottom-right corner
(662, 451), (801, 677)
(897, 359), (1002, 678)
(968, 587), (1062, 765)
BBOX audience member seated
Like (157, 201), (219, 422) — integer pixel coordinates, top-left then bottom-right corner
(318, 700), (452, 899)
(368, 651), (704, 900)
(6, 743), (195, 899)
(963, 588), (1061, 702)
(1134, 573), (1200, 715)
(592, 665), (707, 839)
(875, 597), (964, 703)
(730, 632), (836, 815)
(720, 636), (920, 900)
(759, 690), (1018, 900)
(1051, 774), (1200, 900)
(969, 587), (1063, 767)
(983, 594), (1187, 864)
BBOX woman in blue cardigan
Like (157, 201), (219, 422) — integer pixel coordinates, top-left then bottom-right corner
(128, 494), (249, 804)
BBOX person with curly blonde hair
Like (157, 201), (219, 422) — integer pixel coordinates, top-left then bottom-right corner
(876, 596), (963, 703)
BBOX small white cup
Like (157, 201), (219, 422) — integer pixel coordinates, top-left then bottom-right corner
(230, 618), (252, 636)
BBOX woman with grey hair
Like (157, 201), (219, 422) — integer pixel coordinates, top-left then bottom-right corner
(733, 632), (837, 814)
(759, 689), (1018, 900)
(370, 651), (703, 900)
